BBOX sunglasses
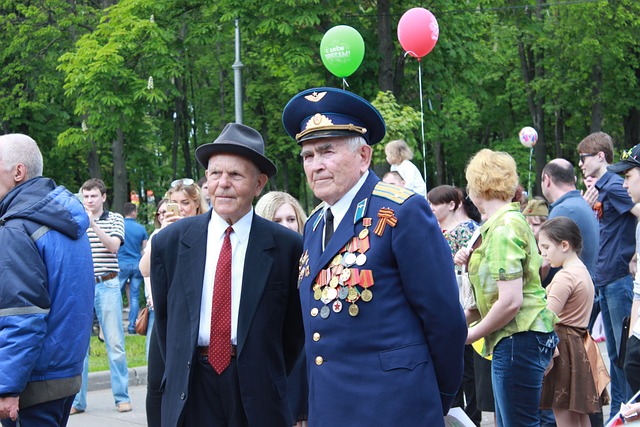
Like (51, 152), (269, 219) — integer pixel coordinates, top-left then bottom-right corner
(579, 153), (597, 163)
(170, 178), (195, 188)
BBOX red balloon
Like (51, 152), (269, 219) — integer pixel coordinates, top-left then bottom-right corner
(397, 8), (440, 59)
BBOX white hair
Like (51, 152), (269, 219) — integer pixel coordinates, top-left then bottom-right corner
(0, 134), (43, 179)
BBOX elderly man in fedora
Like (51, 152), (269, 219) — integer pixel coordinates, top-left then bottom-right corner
(282, 87), (467, 427)
(150, 123), (304, 427)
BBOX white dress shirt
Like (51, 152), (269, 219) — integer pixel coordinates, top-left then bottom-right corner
(198, 209), (253, 346)
(322, 170), (369, 250)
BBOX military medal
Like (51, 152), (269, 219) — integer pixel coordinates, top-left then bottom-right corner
(340, 268), (351, 282)
(313, 287), (322, 300)
(360, 269), (374, 302)
(332, 300), (343, 313)
(355, 253), (367, 266)
(326, 287), (338, 301)
(329, 276), (339, 288)
(347, 286), (359, 301)
(361, 288), (373, 302)
(349, 303), (359, 317)
(331, 254), (342, 266)
(338, 286), (348, 300)
(311, 307), (319, 317)
(320, 305), (331, 319)
(343, 252), (356, 266)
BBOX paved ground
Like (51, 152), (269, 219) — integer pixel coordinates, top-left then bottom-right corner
(65, 342), (612, 427)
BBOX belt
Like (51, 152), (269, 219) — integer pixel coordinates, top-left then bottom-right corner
(198, 345), (237, 358)
(95, 271), (118, 283)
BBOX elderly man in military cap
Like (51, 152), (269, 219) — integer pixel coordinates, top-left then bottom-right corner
(150, 123), (304, 427)
(282, 88), (467, 427)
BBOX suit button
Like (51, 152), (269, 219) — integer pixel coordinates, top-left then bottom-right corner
(311, 307), (319, 317)
(180, 393), (186, 400)
(315, 356), (324, 366)
(187, 361), (191, 368)
(312, 332), (321, 341)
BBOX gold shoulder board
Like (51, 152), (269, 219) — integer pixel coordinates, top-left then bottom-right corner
(372, 182), (414, 204)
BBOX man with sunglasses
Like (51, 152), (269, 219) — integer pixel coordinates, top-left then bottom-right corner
(150, 123), (303, 427)
(608, 144), (640, 398)
(578, 132), (640, 417)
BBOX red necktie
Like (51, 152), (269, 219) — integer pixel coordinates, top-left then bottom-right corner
(209, 226), (233, 374)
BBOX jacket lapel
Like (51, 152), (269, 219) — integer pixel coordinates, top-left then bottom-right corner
(177, 213), (211, 342)
(236, 215), (275, 356)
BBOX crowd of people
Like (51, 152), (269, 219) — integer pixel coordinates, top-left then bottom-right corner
(1, 88), (639, 427)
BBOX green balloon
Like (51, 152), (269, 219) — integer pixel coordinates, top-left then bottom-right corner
(320, 25), (365, 78)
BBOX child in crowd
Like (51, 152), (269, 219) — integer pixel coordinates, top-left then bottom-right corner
(384, 139), (426, 197)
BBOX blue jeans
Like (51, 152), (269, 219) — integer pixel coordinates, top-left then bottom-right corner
(119, 264), (144, 334)
(492, 331), (558, 427)
(73, 277), (130, 409)
(145, 308), (155, 360)
(599, 275), (633, 415)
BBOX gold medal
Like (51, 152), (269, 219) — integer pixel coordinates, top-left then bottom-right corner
(314, 288), (322, 300)
(347, 287), (358, 301)
(361, 288), (373, 302)
(331, 254), (342, 266)
(349, 303), (359, 317)
(359, 228), (369, 239)
(330, 276), (339, 288)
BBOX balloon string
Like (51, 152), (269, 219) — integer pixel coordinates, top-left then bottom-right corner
(342, 78), (350, 90)
(418, 59), (427, 192)
(528, 147), (534, 196)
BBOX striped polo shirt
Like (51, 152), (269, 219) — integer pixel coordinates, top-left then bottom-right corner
(89, 210), (125, 275)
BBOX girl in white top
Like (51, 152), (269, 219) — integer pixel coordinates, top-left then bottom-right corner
(384, 139), (426, 197)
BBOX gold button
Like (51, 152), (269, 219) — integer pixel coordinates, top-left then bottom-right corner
(313, 332), (321, 342)
(315, 356), (324, 365)
(311, 307), (319, 317)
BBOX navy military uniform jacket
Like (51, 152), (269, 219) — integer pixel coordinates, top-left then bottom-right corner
(299, 173), (467, 427)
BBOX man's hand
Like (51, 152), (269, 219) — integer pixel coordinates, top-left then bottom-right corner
(0, 396), (19, 421)
(583, 185), (599, 208)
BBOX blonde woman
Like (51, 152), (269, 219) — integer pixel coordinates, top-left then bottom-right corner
(384, 139), (426, 197)
(255, 191), (307, 234)
(454, 149), (558, 426)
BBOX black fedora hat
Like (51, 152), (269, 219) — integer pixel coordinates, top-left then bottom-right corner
(195, 123), (277, 177)
(282, 87), (386, 145)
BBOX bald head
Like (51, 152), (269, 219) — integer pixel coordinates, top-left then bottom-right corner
(541, 158), (577, 203)
(0, 133), (43, 180)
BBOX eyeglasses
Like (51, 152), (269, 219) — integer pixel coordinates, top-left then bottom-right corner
(579, 153), (597, 163)
(170, 178), (195, 188)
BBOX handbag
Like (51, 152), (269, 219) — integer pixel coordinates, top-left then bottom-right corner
(617, 316), (631, 369)
(135, 306), (150, 336)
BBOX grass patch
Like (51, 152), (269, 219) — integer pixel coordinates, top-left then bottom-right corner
(88, 335), (147, 373)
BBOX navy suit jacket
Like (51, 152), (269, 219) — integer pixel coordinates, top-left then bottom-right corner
(151, 211), (304, 427)
(299, 173), (467, 427)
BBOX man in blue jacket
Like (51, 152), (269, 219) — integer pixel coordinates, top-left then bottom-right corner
(0, 134), (94, 426)
(283, 88), (467, 427)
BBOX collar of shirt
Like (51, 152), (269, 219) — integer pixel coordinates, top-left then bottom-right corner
(323, 170), (369, 231)
(198, 208), (253, 346)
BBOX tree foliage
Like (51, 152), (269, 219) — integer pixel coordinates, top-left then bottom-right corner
(1, 0), (639, 215)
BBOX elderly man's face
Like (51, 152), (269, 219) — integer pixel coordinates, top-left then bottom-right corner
(206, 153), (267, 225)
(300, 137), (372, 206)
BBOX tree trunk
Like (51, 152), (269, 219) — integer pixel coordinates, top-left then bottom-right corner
(377, 0), (394, 92)
(433, 139), (445, 186)
(111, 127), (127, 213)
(87, 137), (102, 181)
(554, 108), (564, 158)
(623, 106), (640, 148)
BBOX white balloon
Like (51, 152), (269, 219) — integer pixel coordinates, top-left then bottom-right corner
(519, 126), (538, 148)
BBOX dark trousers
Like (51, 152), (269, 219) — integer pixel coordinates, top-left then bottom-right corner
(625, 335), (640, 393)
(1, 395), (73, 427)
(452, 345), (481, 426)
(146, 329), (163, 427)
(180, 355), (248, 427)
